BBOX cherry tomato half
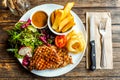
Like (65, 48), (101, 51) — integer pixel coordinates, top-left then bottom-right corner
(55, 35), (67, 48)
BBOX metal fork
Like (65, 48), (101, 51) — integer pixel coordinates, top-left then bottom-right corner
(99, 18), (107, 68)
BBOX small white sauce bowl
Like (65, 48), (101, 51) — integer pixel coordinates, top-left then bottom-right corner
(30, 10), (48, 29)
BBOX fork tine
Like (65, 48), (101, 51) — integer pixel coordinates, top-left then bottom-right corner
(101, 18), (107, 30)
(99, 18), (107, 30)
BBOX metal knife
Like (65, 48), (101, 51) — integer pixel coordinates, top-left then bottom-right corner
(89, 16), (96, 71)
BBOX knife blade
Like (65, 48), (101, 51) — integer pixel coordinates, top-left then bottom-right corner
(89, 16), (96, 71)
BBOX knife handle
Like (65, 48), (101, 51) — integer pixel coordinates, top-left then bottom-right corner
(90, 40), (96, 71)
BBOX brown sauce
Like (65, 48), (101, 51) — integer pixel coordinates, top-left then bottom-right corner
(32, 11), (48, 28)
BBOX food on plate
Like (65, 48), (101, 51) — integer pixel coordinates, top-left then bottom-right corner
(29, 45), (72, 70)
(61, 19), (75, 32)
(58, 14), (73, 32)
(55, 35), (67, 48)
(21, 19), (31, 28)
(51, 10), (64, 31)
(7, 20), (55, 58)
(31, 11), (48, 28)
(39, 29), (55, 46)
(7, 3), (86, 72)
(22, 55), (30, 67)
(7, 21), (42, 58)
(66, 30), (86, 53)
(50, 2), (75, 33)
(18, 47), (32, 57)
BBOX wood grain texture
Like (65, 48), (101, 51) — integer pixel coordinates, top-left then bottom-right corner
(0, 0), (120, 79)
(1, 0), (120, 8)
(29, 0), (120, 8)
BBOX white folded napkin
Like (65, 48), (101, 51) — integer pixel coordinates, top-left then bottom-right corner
(86, 12), (113, 69)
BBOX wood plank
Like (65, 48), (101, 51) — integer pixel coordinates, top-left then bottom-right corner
(1, 0), (120, 8)
(0, 41), (16, 62)
(0, 24), (14, 44)
(0, 63), (34, 78)
(42, 77), (120, 80)
(113, 43), (120, 48)
(65, 67), (120, 77)
(112, 34), (120, 42)
(112, 25), (120, 43)
(112, 25), (120, 34)
(76, 61), (120, 69)
(0, 30), (8, 44)
(29, 0), (120, 8)
(0, 11), (19, 23)
(0, 77), (120, 80)
(0, 62), (119, 77)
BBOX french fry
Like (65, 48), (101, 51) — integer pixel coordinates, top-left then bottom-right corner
(64, 2), (74, 12)
(58, 15), (73, 32)
(62, 2), (74, 19)
(50, 11), (55, 25)
(51, 2), (75, 32)
(52, 10), (64, 31)
(62, 19), (75, 32)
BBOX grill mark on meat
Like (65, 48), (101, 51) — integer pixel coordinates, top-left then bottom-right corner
(29, 45), (72, 70)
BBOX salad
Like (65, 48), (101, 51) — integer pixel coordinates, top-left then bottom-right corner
(7, 19), (55, 59)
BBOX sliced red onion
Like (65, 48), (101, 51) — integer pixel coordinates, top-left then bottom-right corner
(21, 19), (31, 28)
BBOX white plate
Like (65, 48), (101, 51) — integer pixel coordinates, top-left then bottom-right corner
(19, 4), (87, 77)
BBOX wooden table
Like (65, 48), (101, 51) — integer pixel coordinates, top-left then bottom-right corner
(0, 0), (120, 80)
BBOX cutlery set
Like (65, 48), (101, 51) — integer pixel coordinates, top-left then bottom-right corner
(89, 16), (108, 71)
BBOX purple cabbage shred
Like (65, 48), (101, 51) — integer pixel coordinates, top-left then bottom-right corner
(22, 55), (30, 67)
(21, 19), (31, 28)
(39, 30), (51, 46)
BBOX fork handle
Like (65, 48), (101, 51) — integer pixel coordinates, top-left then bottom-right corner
(100, 36), (107, 68)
